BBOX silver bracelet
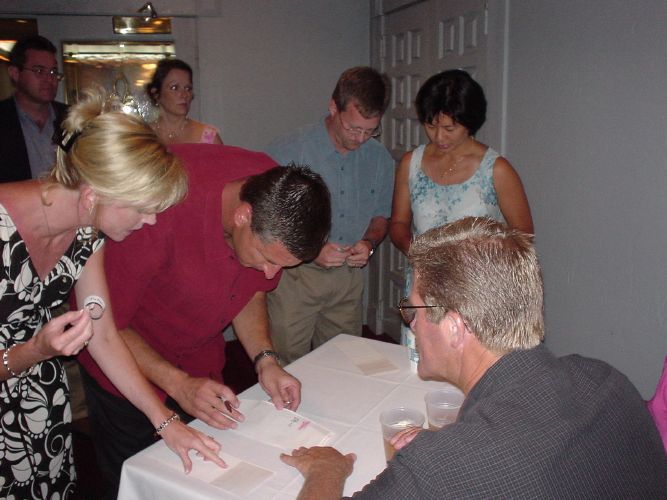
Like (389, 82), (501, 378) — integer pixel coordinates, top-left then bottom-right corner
(154, 412), (180, 437)
(3, 344), (30, 378)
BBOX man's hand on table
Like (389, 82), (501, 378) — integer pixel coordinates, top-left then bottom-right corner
(171, 374), (245, 429)
(281, 446), (356, 499)
(256, 356), (301, 411)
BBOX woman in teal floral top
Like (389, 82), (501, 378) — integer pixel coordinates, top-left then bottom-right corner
(390, 70), (533, 343)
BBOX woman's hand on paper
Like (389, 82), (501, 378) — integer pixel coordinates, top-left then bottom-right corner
(161, 420), (226, 474)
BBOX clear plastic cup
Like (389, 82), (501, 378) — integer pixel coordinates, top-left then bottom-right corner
(379, 407), (425, 461)
(424, 389), (464, 430)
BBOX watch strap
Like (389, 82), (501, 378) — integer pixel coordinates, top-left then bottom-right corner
(363, 238), (377, 257)
(253, 349), (282, 371)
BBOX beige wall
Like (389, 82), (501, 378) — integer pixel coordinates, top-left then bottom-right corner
(506, 0), (667, 397)
(0, 0), (370, 150)
(197, 1), (370, 150)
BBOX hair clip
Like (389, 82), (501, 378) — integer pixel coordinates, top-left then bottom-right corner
(55, 129), (82, 153)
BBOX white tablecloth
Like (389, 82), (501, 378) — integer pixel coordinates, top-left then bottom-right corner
(118, 334), (462, 499)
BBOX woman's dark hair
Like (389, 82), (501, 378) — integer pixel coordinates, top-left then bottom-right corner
(415, 69), (487, 135)
(145, 58), (193, 106)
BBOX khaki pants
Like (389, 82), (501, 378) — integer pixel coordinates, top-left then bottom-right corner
(267, 262), (363, 364)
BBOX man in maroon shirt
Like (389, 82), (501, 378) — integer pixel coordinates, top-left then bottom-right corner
(77, 144), (331, 499)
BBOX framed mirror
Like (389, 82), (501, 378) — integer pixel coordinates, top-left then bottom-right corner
(62, 41), (175, 121)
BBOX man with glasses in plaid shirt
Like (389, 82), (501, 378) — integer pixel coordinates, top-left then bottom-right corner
(0, 35), (67, 182)
(282, 217), (666, 498)
(265, 66), (394, 365)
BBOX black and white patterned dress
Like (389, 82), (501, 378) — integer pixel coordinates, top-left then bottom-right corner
(0, 204), (104, 499)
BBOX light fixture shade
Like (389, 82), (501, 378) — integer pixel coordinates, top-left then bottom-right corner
(113, 16), (171, 35)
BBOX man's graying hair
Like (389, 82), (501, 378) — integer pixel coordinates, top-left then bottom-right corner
(240, 165), (331, 262)
(409, 216), (543, 354)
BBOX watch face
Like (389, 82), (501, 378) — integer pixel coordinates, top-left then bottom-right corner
(364, 239), (376, 257)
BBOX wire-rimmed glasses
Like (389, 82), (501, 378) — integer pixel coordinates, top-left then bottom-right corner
(21, 65), (64, 81)
(397, 297), (443, 325)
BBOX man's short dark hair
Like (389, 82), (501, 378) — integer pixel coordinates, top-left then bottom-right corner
(9, 35), (57, 69)
(240, 165), (331, 261)
(332, 66), (390, 118)
(415, 69), (487, 135)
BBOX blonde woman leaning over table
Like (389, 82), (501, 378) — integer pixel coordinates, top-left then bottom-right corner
(390, 70), (533, 344)
(146, 58), (223, 145)
(0, 89), (225, 500)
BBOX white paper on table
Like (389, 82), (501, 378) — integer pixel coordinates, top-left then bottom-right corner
(234, 399), (334, 450)
(335, 338), (399, 375)
(148, 447), (273, 497)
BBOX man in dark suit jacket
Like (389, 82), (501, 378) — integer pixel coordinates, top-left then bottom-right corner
(0, 35), (67, 183)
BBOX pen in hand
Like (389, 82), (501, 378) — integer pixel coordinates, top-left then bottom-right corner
(218, 398), (244, 424)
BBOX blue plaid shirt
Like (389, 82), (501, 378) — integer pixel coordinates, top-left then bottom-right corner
(266, 118), (394, 245)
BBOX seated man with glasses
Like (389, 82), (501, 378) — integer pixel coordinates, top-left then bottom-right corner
(281, 217), (667, 498)
(264, 66), (394, 365)
(0, 35), (68, 182)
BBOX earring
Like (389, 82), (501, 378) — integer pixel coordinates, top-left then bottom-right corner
(88, 204), (94, 216)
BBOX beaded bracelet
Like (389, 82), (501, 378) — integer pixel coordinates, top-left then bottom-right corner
(3, 344), (30, 378)
(154, 412), (180, 438)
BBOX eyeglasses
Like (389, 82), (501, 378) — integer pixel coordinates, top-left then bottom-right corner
(397, 297), (443, 325)
(337, 113), (382, 139)
(21, 65), (64, 82)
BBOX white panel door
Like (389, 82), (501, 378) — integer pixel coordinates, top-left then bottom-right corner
(368, 0), (503, 340)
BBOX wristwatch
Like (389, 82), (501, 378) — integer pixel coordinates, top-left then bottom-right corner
(253, 350), (282, 372)
(363, 238), (378, 258)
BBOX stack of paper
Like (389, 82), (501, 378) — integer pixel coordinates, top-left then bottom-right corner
(147, 399), (333, 497)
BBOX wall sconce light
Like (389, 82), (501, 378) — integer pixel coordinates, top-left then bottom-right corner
(113, 2), (172, 35)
